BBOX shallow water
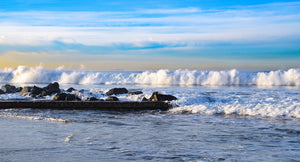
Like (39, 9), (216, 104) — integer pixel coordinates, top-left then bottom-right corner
(1, 110), (299, 161)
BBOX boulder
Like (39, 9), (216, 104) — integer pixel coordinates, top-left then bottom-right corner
(19, 86), (33, 96)
(106, 96), (119, 101)
(149, 91), (177, 101)
(85, 97), (99, 101)
(41, 82), (60, 96)
(128, 91), (143, 95)
(30, 86), (43, 97)
(66, 87), (76, 92)
(0, 89), (5, 94)
(106, 88), (128, 95)
(52, 93), (81, 101)
(19, 82), (61, 98)
(1, 84), (17, 93)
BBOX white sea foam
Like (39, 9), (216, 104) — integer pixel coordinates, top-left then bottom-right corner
(169, 102), (300, 118)
(0, 112), (72, 123)
(1, 66), (300, 86)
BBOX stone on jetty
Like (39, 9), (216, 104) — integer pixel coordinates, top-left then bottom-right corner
(19, 86), (33, 96)
(106, 88), (128, 95)
(19, 82), (61, 98)
(66, 87), (76, 92)
(149, 91), (177, 101)
(53, 93), (81, 101)
(42, 82), (60, 96)
(106, 96), (119, 101)
(31, 86), (43, 97)
(1, 84), (17, 93)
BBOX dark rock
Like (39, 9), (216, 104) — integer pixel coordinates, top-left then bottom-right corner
(0, 89), (5, 94)
(16, 87), (23, 92)
(41, 82), (60, 96)
(19, 82), (61, 98)
(66, 87), (76, 92)
(142, 97), (149, 101)
(106, 88), (128, 95)
(128, 91), (143, 95)
(30, 86), (43, 97)
(1, 84), (17, 93)
(106, 96), (119, 101)
(85, 97), (99, 101)
(149, 91), (177, 101)
(52, 93), (81, 101)
(19, 86), (33, 96)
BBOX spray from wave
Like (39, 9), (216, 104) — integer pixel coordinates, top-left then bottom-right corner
(0, 66), (299, 86)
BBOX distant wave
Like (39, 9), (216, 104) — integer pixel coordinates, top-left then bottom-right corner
(0, 66), (300, 86)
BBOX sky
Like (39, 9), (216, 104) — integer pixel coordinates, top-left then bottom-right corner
(0, 0), (300, 70)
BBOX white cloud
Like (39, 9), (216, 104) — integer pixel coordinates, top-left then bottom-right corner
(0, 2), (300, 47)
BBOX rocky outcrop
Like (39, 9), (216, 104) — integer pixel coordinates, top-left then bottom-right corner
(106, 88), (128, 95)
(106, 96), (119, 101)
(52, 93), (81, 101)
(149, 91), (177, 101)
(19, 82), (61, 98)
(1, 84), (17, 93)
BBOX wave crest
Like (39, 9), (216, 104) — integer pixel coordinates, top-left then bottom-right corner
(0, 66), (299, 86)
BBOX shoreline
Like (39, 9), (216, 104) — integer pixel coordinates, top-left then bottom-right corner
(0, 101), (172, 111)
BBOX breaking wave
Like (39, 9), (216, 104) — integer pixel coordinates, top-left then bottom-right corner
(0, 66), (299, 86)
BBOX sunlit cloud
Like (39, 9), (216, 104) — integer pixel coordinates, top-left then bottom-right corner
(0, 1), (299, 70)
(0, 2), (300, 50)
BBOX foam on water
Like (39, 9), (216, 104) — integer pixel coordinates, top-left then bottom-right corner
(0, 112), (72, 123)
(0, 66), (300, 119)
(1, 66), (300, 86)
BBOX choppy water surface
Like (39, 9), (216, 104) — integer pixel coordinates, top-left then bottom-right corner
(0, 67), (300, 161)
(0, 109), (299, 161)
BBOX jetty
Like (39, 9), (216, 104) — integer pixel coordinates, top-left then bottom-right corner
(0, 101), (172, 111)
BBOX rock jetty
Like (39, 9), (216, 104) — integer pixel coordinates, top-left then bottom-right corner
(0, 83), (177, 111)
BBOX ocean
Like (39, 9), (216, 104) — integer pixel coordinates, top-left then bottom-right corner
(0, 66), (299, 161)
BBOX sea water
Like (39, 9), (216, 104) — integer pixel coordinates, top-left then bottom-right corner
(0, 67), (299, 161)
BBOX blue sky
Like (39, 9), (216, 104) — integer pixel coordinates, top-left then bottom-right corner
(0, 0), (300, 70)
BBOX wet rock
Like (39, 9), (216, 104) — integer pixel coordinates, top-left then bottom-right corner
(52, 93), (81, 101)
(19, 82), (61, 98)
(42, 82), (60, 96)
(0, 89), (5, 94)
(85, 97), (99, 101)
(66, 87), (76, 92)
(1, 84), (17, 93)
(149, 91), (177, 101)
(30, 86), (43, 97)
(106, 88), (128, 95)
(106, 96), (119, 101)
(19, 86), (33, 96)
(128, 91), (143, 95)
